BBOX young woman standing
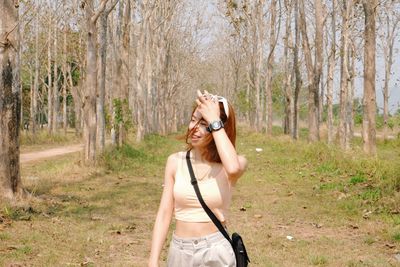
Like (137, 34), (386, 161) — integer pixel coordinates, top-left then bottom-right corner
(148, 90), (247, 267)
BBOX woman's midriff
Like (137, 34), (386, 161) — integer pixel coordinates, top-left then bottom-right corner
(175, 220), (226, 237)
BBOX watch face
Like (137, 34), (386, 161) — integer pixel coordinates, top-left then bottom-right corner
(212, 121), (221, 129)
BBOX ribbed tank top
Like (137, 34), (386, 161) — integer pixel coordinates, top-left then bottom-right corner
(173, 151), (232, 223)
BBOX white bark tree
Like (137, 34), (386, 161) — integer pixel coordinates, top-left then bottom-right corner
(326, 0), (336, 144)
(298, 0), (324, 142)
(362, 0), (377, 155)
(379, 2), (400, 140)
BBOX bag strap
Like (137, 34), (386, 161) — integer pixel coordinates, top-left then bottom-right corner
(185, 150), (232, 243)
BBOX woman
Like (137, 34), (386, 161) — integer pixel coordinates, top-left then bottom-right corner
(148, 90), (247, 267)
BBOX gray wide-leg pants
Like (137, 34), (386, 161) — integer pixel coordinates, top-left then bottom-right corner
(167, 231), (236, 267)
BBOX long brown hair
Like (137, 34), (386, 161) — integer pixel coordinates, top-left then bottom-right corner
(185, 101), (236, 163)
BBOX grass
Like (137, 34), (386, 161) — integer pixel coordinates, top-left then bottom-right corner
(309, 255), (328, 265)
(1, 127), (399, 266)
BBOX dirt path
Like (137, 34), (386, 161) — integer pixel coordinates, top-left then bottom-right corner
(20, 144), (84, 164)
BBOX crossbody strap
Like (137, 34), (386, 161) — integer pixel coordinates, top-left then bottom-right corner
(185, 150), (232, 243)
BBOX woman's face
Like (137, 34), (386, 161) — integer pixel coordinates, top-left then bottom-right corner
(188, 108), (210, 146)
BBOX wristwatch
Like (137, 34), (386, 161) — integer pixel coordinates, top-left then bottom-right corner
(206, 120), (224, 132)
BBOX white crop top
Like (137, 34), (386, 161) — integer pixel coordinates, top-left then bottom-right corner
(173, 151), (233, 223)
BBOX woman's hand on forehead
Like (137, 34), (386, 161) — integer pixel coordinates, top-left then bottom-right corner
(195, 90), (221, 123)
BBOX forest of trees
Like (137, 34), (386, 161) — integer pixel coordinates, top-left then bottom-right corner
(1, 0), (400, 199)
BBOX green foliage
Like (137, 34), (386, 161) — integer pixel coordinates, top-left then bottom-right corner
(354, 113), (363, 125)
(304, 141), (400, 209)
(316, 163), (340, 174)
(359, 188), (381, 202)
(363, 235), (376, 245)
(310, 255), (328, 266)
(376, 115), (384, 129)
(319, 182), (344, 191)
(387, 117), (395, 130)
(392, 232), (400, 242)
(69, 61), (81, 86)
(0, 232), (10, 241)
(299, 103), (308, 121)
(2, 206), (39, 221)
(235, 89), (252, 114)
(349, 174), (366, 185)
(112, 98), (133, 130)
(100, 144), (151, 172)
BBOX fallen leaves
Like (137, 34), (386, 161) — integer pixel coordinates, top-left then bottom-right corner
(348, 224), (359, 229)
(311, 222), (323, 229)
(385, 243), (396, 249)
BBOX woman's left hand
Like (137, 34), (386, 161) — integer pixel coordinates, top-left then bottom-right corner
(195, 90), (220, 123)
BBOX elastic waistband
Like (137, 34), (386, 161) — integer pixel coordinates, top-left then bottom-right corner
(172, 231), (227, 250)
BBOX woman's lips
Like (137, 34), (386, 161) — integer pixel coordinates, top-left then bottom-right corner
(191, 135), (201, 141)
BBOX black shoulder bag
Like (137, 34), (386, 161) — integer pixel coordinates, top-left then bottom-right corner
(186, 151), (250, 267)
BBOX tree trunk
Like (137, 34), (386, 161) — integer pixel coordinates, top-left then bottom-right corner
(120, 0), (131, 146)
(83, 0), (109, 164)
(68, 63), (82, 137)
(327, 0), (336, 144)
(346, 44), (355, 148)
(52, 27), (59, 134)
(381, 4), (399, 140)
(338, 0), (352, 149)
(254, 2), (264, 132)
(111, 1), (123, 146)
(47, 23), (53, 133)
(362, 0), (377, 155)
(0, 0), (23, 199)
(292, 0), (302, 140)
(283, 0), (293, 135)
(145, 8), (154, 134)
(298, 0), (322, 142)
(62, 29), (68, 134)
(31, 6), (39, 135)
(97, 12), (108, 152)
(265, 0), (277, 135)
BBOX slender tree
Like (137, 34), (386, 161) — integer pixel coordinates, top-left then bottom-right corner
(282, 0), (293, 135)
(298, 0), (324, 142)
(379, 2), (400, 140)
(292, 0), (302, 139)
(265, 0), (278, 135)
(362, 0), (377, 155)
(326, 0), (336, 144)
(338, 0), (353, 149)
(97, 0), (118, 151)
(31, 0), (40, 135)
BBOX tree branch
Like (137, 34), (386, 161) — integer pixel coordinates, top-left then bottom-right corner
(91, 0), (109, 24)
(106, 0), (119, 16)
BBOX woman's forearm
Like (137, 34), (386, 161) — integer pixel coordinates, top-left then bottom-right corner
(148, 207), (173, 265)
(211, 129), (241, 177)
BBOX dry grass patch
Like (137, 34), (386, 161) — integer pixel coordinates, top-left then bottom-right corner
(1, 129), (399, 266)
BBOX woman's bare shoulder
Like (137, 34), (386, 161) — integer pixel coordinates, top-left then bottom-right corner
(165, 151), (186, 169)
